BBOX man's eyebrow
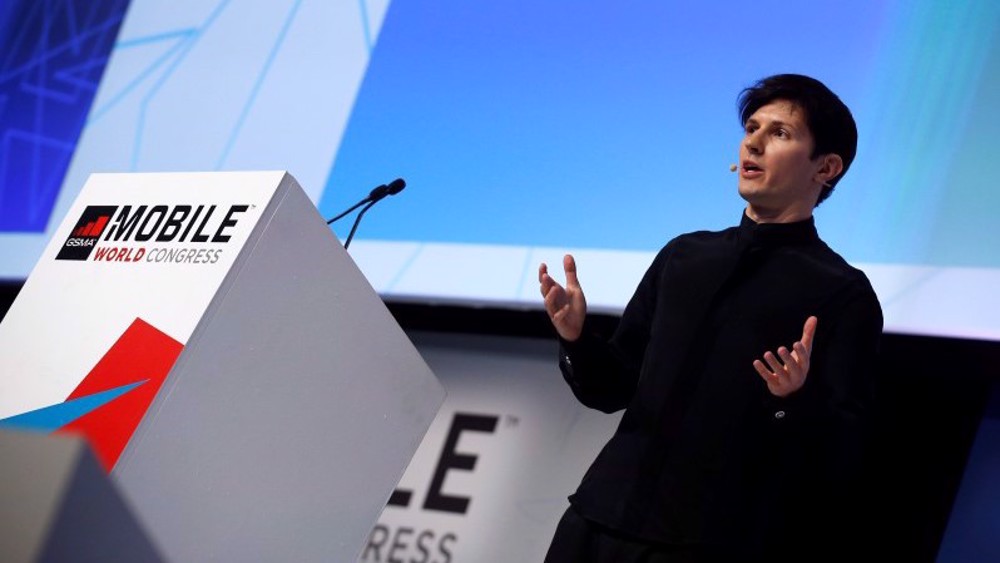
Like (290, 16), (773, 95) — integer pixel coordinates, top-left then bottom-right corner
(762, 119), (798, 131)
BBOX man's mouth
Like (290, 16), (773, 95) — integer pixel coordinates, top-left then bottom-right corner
(741, 161), (763, 178)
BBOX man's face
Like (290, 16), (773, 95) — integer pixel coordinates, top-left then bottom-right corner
(737, 99), (824, 220)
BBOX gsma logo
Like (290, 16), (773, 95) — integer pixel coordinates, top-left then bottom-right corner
(56, 206), (118, 261)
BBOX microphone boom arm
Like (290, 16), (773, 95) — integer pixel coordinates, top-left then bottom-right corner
(325, 178), (407, 249)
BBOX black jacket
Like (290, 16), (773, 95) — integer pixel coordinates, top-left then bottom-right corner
(560, 213), (883, 561)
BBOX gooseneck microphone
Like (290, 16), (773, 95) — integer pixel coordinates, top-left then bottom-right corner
(326, 178), (406, 224)
(366, 177), (406, 203)
(326, 178), (406, 249)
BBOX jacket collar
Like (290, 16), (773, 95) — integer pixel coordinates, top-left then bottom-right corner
(737, 212), (819, 247)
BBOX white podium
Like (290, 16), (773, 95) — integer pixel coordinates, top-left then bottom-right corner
(0, 172), (445, 562)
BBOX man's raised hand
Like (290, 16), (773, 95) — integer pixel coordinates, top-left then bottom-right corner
(539, 254), (587, 342)
(753, 316), (818, 398)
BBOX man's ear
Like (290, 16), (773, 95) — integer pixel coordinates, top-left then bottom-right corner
(815, 154), (844, 186)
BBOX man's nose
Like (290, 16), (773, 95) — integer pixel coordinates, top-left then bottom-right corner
(744, 131), (764, 154)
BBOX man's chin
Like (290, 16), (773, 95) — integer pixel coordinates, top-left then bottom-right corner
(737, 183), (765, 204)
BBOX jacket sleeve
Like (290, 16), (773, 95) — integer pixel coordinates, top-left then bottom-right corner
(557, 242), (672, 413)
(809, 281), (883, 476)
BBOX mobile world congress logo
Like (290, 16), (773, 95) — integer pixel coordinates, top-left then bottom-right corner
(56, 205), (118, 261)
(55, 203), (250, 264)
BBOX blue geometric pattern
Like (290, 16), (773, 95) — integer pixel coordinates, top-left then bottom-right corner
(0, 380), (146, 432)
(0, 0), (130, 232)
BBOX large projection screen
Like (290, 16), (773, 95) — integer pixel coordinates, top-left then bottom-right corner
(2, 0), (999, 342)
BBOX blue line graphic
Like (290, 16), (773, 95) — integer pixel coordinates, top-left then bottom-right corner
(130, 0), (232, 169)
(0, 380), (147, 433)
(358, 0), (372, 54)
(215, 0), (304, 169)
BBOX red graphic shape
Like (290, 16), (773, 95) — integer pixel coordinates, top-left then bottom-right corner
(56, 318), (184, 472)
(92, 215), (110, 235)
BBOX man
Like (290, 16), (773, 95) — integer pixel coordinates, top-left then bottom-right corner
(538, 74), (882, 562)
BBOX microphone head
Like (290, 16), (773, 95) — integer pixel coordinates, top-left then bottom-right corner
(729, 164), (738, 172)
(387, 178), (406, 195)
(368, 183), (388, 200)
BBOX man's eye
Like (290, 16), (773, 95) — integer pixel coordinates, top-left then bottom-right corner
(774, 129), (789, 138)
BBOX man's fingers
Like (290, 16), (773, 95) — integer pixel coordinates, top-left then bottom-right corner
(763, 351), (784, 375)
(539, 263), (567, 300)
(551, 302), (570, 322)
(792, 341), (809, 362)
(563, 254), (580, 289)
(779, 347), (806, 382)
(753, 360), (775, 381)
(542, 282), (562, 307)
(756, 321), (815, 397)
(801, 316), (818, 350)
(539, 278), (553, 299)
(539, 273), (555, 297)
(777, 346), (794, 367)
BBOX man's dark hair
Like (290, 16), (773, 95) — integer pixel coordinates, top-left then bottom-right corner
(737, 74), (858, 206)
